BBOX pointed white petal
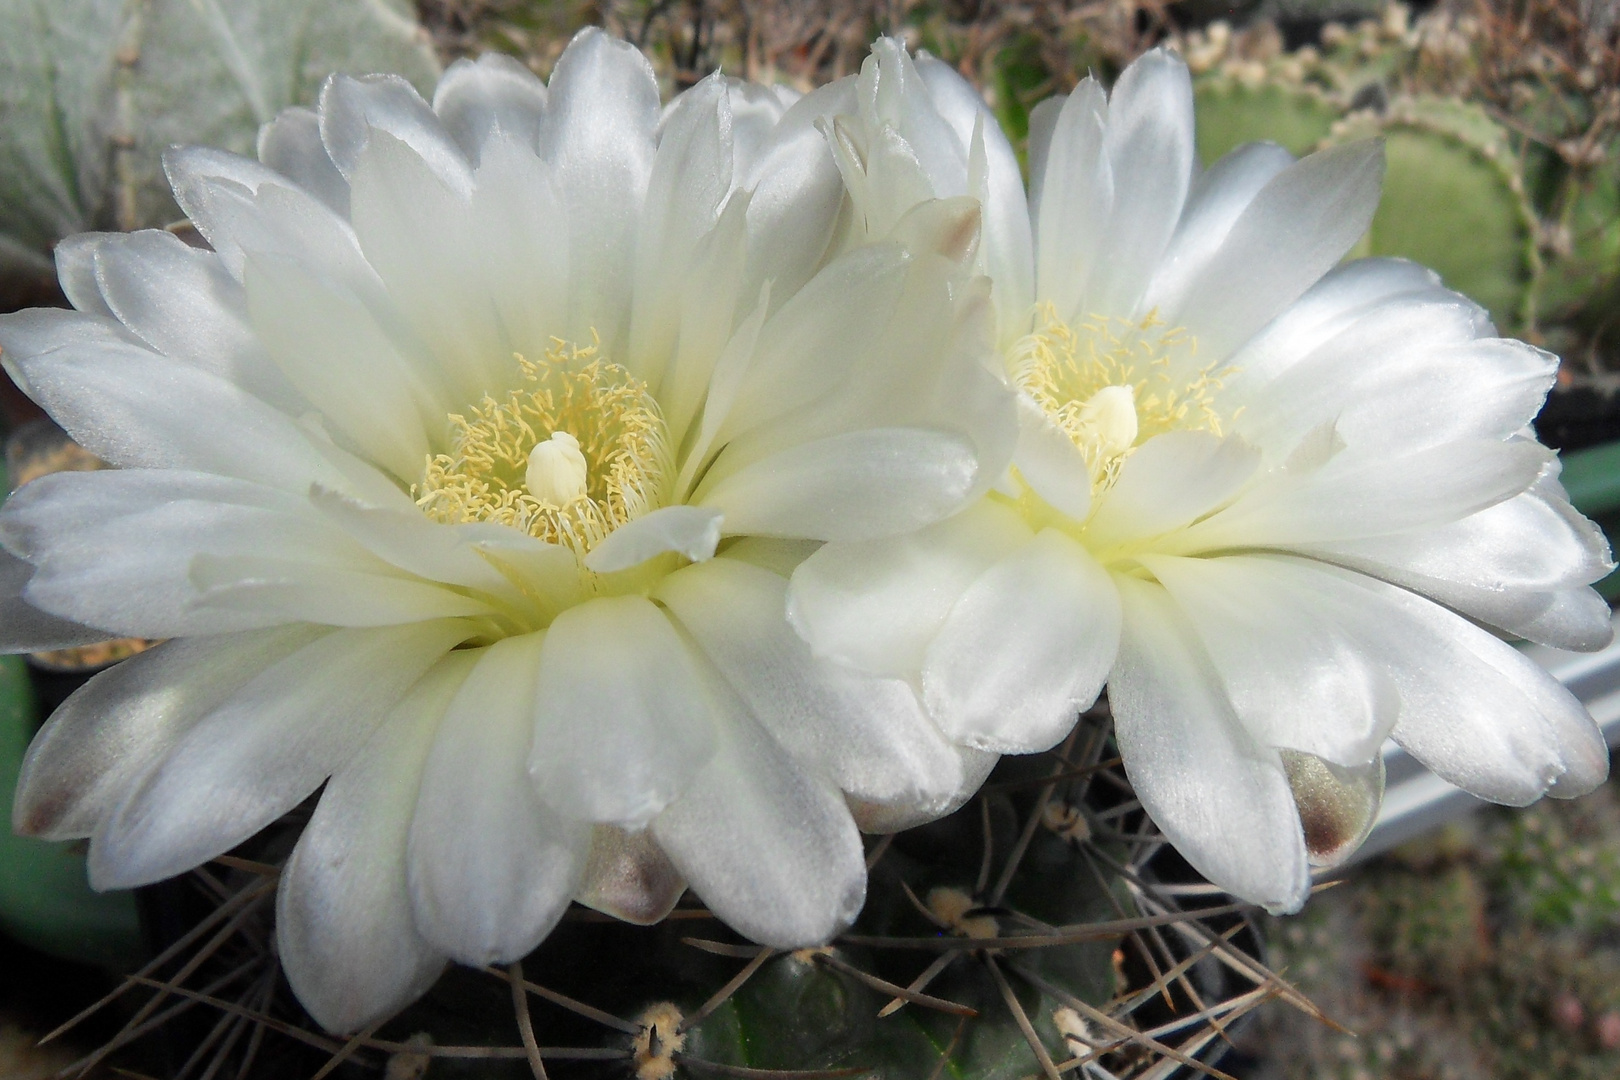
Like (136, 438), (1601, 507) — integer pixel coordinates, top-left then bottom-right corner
(652, 694), (865, 948)
(539, 29), (659, 349)
(0, 320), (382, 497)
(319, 74), (472, 197)
(277, 656), (471, 1033)
(88, 620), (471, 888)
(258, 106), (349, 215)
(925, 529), (1119, 753)
(584, 505), (723, 573)
(1012, 396), (1093, 522)
(1140, 553), (1396, 765)
(787, 499), (1030, 677)
(1032, 79), (1111, 322)
(913, 53), (1034, 327)
(433, 54), (547, 163)
(92, 230), (303, 411)
(1111, 575), (1310, 914)
(700, 427), (978, 542)
(1142, 141), (1294, 316)
(530, 596), (718, 827)
(1085, 431), (1261, 549)
(658, 558), (967, 818)
(1090, 50), (1196, 320)
(1166, 140), (1385, 362)
(1231, 557), (1601, 805)
(12, 626), (327, 840)
(0, 548), (112, 652)
(1176, 439), (1550, 551)
(54, 234), (116, 318)
(409, 635), (589, 964)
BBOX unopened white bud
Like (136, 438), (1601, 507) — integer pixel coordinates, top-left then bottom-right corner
(1078, 384), (1138, 460)
(525, 431), (588, 505)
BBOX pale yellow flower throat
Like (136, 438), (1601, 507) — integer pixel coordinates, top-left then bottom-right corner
(1010, 304), (1224, 501)
(415, 338), (673, 555)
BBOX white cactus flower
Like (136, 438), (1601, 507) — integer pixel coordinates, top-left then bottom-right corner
(787, 40), (1614, 913)
(0, 31), (1017, 1031)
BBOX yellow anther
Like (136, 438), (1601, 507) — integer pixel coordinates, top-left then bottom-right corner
(415, 338), (672, 555)
(1009, 304), (1224, 499)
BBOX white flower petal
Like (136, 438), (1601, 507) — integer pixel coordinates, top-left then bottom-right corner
(88, 620), (471, 889)
(1299, 485), (1613, 647)
(736, 92), (847, 304)
(0, 315), (384, 497)
(1515, 588), (1615, 654)
(711, 243), (912, 440)
(1220, 257), (1458, 397)
(347, 129), (513, 404)
(409, 636), (589, 964)
(53, 234), (116, 318)
(539, 29), (660, 349)
(788, 498), (1031, 677)
(701, 427), (978, 542)
(530, 596), (718, 827)
(1176, 438), (1551, 551)
(1142, 140), (1294, 317)
(1140, 553), (1396, 765)
(18, 496), (394, 638)
(469, 136), (570, 366)
(1111, 575), (1310, 914)
(1085, 431), (1262, 550)
(658, 558), (967, 818)
(1238, 318), (1554, 457)
(164, 147), (371, 285)
(258, 106), (350, 216)
(1013, 396), (1094, 521)
(190, 553), (493, 627)
(1251, 558), (1600, 805)
(1032, 79), (1111, 323)
(924, 529), (1119, 753)
(584, 505), (723, 573)
(307, 486), (521, 596)
(91, 230), (303, 411)
(652, 693), (865, 948)
(1089, 49), (1196, 320)
(277, 655), (469, 1033)
(914, 53), (1034, 331)
(433, 54), (547, 164)
(12, 626), (326, 840)
(849, 746), (999, 834)
(629, 75), (733, 383)
(577, 825), (686, 925)
(0, 548), (113, 652)
(1165, 140), (1385, 363)
(319, 74), (472, 197)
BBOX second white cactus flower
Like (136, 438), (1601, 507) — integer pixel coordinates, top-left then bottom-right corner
(0, 31), (1017, 1031)
(789, 40), (1613, 913)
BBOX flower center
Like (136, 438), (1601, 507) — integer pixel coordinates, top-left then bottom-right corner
(1009, 304), (1224, 497)
(415, 338), (673, 555)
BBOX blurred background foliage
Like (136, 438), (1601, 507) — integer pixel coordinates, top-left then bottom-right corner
(3, 2), (1620, 1079)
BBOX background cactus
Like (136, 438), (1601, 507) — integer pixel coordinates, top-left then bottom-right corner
(0, 0), (440, 311)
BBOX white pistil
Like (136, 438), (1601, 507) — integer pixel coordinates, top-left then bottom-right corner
(1077, 384), (1138, 462)
(525, 431), (588, 505)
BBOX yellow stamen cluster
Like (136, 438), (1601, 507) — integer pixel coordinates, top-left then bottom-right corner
(1009, 303), (1225, 494)
(415, 339), (672, 555)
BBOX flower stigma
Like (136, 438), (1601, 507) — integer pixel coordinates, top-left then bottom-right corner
(415, 338), (673, 556)
(1010, 304), (1225, 501)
